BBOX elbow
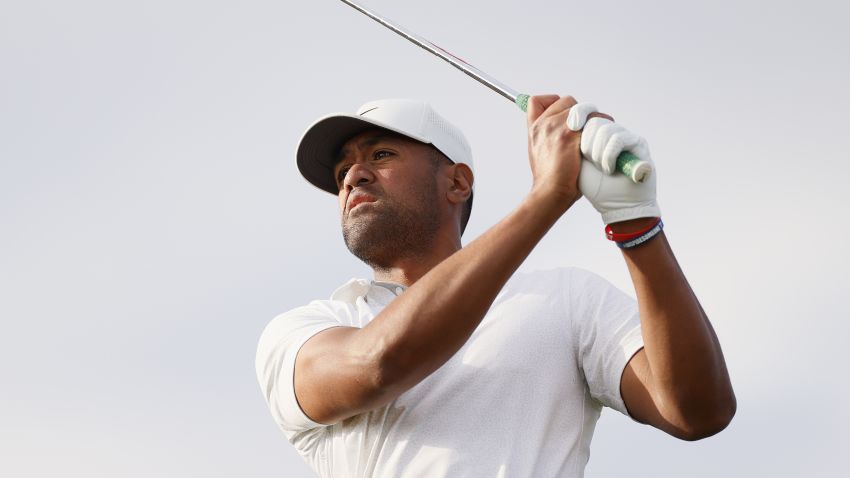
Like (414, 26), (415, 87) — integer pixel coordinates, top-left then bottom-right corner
(370, 336), (433, 396)
(372, 344), (412, 394)
(673, 392), (737, 441)
(364, 336), (412, 399)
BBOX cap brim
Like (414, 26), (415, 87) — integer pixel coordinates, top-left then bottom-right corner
(296, 113), (429, 195)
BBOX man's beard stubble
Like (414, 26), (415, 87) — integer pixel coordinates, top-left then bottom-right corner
(342, 182), (441, 272)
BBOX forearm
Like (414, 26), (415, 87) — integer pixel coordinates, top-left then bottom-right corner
(620, 229), (735, 428)
(357, 188), (570, 396)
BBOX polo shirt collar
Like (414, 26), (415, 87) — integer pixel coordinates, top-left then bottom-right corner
(330, 278), (406, 305)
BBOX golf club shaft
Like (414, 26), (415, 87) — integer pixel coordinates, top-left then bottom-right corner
(339, 0), (522, 104)
(338, 0), (650, 183)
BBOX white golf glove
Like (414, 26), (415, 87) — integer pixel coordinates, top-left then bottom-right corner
(567, 103), (661, 224)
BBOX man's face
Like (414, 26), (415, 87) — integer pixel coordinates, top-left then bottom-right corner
(334, 129), (445, 270)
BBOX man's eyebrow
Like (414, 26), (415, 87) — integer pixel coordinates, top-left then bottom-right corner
(335, 134), (403, 165)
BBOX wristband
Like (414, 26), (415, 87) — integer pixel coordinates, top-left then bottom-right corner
(613, 219), (664, 249)
(605, 218), (662, 242)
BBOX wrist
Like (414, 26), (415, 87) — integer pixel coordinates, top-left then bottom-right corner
(529, 182), (579, 215)
(606, 217), (664, 249)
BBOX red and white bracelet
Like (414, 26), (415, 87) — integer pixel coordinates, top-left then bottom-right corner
(605, 218), (664, 249)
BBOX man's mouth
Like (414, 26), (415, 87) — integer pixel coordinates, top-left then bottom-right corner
(348, 194), (377, 212)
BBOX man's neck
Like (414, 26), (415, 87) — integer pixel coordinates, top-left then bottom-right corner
(371, 237), (461, 286)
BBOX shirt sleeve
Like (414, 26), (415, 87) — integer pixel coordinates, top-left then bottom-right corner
(568, 268), (644, 417)
(255, 302), (342, 435)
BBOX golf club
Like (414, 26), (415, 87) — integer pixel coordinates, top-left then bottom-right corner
(338, 0), (652, 183)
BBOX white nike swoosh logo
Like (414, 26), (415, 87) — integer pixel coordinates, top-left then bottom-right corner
(360, 107), (379, 116)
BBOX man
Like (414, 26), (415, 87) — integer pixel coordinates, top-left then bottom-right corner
(256, 96), (735, 477)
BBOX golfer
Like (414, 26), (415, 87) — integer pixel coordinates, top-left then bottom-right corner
(256, 95), (735, 477)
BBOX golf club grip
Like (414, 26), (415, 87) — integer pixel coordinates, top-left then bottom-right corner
(515, 94), (652, 183)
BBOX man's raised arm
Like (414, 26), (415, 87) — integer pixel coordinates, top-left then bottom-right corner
(564, 103), (736, 439)
(292, 95), (586, 425)
(617, 221), (736, 440)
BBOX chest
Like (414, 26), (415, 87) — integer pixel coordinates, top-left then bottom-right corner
(394, 291), (582, 414)
(319, 284), (597, 474)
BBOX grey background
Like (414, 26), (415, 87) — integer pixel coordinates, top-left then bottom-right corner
(2, 0), (848, 476)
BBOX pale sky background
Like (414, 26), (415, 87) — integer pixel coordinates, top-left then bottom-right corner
(2, 0), (848, 476)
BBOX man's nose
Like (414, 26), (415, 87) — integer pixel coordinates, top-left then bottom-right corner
(343, 162), (375, 190)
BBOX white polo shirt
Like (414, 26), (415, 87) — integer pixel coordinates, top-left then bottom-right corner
(256, 267), (644, 477)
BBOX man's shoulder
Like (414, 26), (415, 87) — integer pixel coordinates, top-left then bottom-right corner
(258, 301), (340, 346)
(258, 277), (370, 340)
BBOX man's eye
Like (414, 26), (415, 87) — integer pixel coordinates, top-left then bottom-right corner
(373, 150), (391, 160)
(337, 166), (350, 183)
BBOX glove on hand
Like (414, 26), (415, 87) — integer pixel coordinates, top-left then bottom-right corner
(567, 103), (662, 224)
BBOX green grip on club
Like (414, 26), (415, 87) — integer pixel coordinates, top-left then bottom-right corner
(514, 93), (648, 182)
(516, 93), (530, 113)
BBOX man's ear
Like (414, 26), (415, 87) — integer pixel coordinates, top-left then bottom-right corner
(446, 163), (473, 205)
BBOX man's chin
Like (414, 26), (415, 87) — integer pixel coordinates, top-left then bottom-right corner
(343, 205), (379, 225)
(344, 239), (393, 269)
(343, 222), (383, 252)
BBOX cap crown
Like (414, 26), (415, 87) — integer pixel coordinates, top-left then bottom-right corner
(354, 99), (474, 175)
(296, 98), (474, 195)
